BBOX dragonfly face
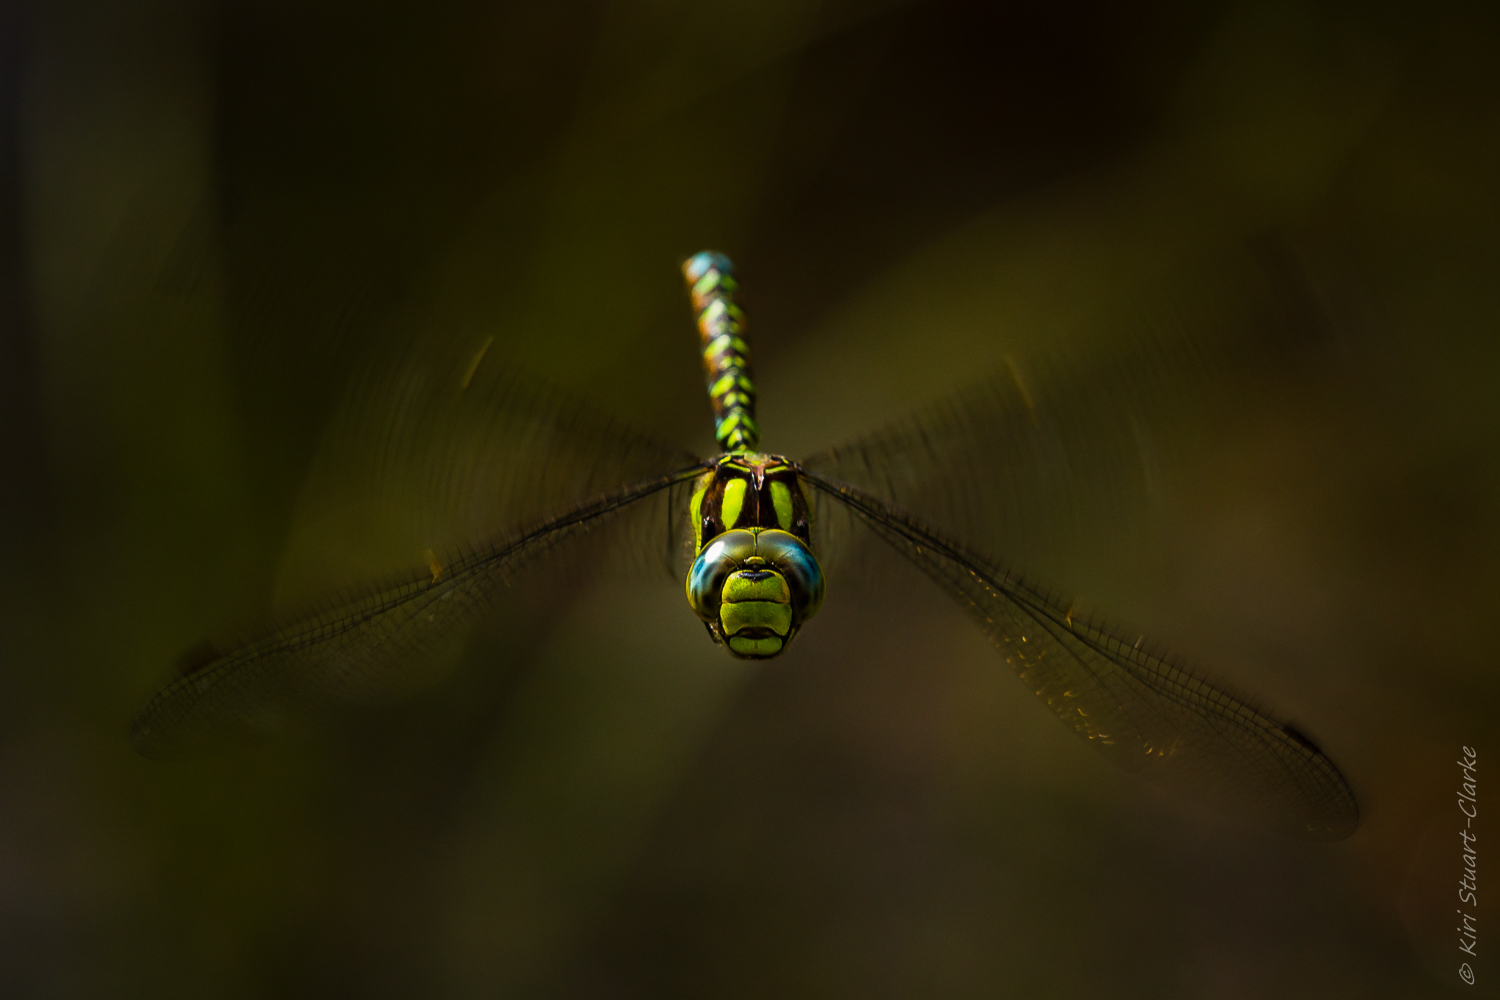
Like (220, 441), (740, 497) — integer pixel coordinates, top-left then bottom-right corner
(686, 453), (824, 658)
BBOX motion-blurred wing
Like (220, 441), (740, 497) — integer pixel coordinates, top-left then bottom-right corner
(801, 470), (1359, 840)
(279, 332), (700, 594)
(798, 245), (1336, 571)
(132, 465), (709, 758)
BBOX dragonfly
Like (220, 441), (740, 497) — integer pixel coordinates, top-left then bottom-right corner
(132, 251), (1359, 840)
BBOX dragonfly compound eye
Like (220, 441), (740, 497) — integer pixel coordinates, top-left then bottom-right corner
(685, 528), (825, 659)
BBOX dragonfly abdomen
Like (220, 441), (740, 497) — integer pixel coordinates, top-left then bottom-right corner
(683, 251), (758, 452)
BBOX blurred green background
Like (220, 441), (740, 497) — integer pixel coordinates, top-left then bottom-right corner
(1, 0), (1497, 995)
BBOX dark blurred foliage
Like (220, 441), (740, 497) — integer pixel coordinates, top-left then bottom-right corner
(1, 0), (1497, 995)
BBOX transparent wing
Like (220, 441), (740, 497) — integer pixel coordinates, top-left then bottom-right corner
(132, 465), (709, 758)
(801, 470), (1359, 840)
(798, 243), (1336, 573)
(276, 331), (700, 603)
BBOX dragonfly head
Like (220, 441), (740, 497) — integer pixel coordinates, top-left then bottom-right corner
(686, 527), (824, 659)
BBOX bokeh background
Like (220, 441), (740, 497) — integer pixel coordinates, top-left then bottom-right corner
(1, 0), (1497, 996)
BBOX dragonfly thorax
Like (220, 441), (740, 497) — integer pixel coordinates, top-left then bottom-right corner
(686, 454), (823, 659)
(689, 453), (811, 550)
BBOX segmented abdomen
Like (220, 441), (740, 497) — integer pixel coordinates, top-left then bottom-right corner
(683, 251), (759, 452)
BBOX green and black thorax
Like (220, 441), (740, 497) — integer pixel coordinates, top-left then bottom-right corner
(689, 453), (813, 552)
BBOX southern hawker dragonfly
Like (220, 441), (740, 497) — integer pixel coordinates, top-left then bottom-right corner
(132, 251), (1359, 840)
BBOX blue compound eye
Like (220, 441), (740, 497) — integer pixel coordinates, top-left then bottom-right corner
(754, 530), (824, 623)
(686, 529), (758, 622)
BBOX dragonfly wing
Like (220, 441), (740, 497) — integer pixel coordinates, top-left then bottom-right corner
(279, 333), (699, 602)
(802, 470), (1359, 840)
(132, 465), (709, 758)
(798, 247), (1336, 573)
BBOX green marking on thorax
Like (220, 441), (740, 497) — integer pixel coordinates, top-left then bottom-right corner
(720, 479), (747, 529)
(770, 481), (793, 530)
(689, 474), (709, 552)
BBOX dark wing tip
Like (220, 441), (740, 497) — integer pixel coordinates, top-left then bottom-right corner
(1281, 723), (1319, 753)
(1275, 723), (1360, 841)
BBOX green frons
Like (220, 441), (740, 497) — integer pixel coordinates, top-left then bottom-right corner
(720, 569), (793, 648)
(722, 571), (790, 605)
(720, 600), (792, 637)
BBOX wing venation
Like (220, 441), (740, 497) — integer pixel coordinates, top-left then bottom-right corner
(131, 463), (710, 758)
(802, 469), (1359, 840)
